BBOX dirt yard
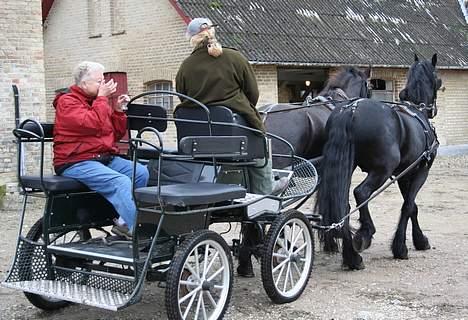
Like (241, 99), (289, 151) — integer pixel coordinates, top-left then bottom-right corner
(1, 155), (467, 319)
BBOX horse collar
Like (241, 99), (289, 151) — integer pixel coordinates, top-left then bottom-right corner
(334, 88), (350, 100)
(308, 95), (335, 110)
(341, 98), (365, 113)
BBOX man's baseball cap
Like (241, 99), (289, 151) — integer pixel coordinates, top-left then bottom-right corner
(186, 17), (217, 38)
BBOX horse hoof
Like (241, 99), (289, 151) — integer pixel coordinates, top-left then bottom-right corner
(418, 243), (431, 251)
(352, 235), (372, 253)
(393, 250), (408, 260)
(342, 261), (365, 271)
(414, 237), (431, 251)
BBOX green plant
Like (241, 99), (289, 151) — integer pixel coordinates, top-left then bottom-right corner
(209, 0), (222, 10)
(0, 184), (6, 208)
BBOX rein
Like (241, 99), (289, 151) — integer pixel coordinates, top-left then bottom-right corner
(260, 90), (354, 124)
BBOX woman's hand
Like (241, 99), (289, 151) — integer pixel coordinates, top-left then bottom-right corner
(97, 79), (117, 97)
(115, 94), (130, 112)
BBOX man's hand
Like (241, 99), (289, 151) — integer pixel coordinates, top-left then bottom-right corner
(97, 79), (117, 97)
(115, 94), (130, 112)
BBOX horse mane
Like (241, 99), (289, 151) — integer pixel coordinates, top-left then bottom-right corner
(319, 67), (364, 96)
(399, 59), (436, 105)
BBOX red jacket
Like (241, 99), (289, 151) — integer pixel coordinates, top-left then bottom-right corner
(53, 85), (127, 167)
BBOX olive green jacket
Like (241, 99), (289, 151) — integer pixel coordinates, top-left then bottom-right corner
(175, 45), (265, 131)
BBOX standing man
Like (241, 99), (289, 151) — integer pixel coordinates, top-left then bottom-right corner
(53, 61), (149, 238)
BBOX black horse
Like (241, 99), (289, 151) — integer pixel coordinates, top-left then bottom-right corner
(260, 67), (371, 167)
(316, 54), (442, 270)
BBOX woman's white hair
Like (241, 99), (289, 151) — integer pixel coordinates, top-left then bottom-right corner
(72, 61), (105, 85)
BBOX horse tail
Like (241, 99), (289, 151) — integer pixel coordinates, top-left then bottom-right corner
(316, 108), (355, 249)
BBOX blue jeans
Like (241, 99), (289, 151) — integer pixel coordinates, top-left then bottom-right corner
(62, 156), (149, 229)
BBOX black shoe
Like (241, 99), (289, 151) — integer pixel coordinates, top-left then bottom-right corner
(237, 246), (255, 278)
(111, 224), (132, 240)
(237, 262), (255, 278)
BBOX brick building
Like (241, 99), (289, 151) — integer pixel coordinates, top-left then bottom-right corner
(42, 0), (468, 147)
(1, 0), (467, 193)
(0, 0), (46, 194)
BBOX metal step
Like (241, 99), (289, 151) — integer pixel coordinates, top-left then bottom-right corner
(2, 280), (132, 311)
(48, 243), (137, 265)
(234, 193), (280, 219)
(47, 239), (175, 265)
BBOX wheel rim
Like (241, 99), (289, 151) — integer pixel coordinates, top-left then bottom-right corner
(177, 239), (231, 320)
(270, 218), (313, 298)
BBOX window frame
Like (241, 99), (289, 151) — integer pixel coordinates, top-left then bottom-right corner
(145, 80), (174, 110)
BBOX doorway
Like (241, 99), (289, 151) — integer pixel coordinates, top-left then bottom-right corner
(277, 68), (328, 103)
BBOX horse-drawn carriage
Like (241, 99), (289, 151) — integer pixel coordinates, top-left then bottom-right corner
(2, 90), (319, 319)
(2, 54), (442, 319)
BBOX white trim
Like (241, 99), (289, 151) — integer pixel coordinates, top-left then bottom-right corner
(458, 0), (468, 23)
(47, 245), (134, 264)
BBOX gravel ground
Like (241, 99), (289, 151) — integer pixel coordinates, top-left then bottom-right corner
(0, 155), (467, 319)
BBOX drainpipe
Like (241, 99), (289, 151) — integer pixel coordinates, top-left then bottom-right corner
(458, 0), (468, 23)
(12, 84), (24, 175)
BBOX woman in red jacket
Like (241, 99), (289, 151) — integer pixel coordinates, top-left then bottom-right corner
(53, 61), (149, 238)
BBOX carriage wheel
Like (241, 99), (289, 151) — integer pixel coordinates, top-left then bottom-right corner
(261, 209), (314, 304)
(165, 230), (233, 320)
(21, 218), (91, 310)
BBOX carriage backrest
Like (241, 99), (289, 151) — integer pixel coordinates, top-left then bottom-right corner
(18, 121), (54, 139)
(126, 103), (167, 132)
(174, 106), (266, 160)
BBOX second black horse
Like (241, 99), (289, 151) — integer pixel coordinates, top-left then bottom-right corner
(316, 54), (442, 270)
(261, 67), (371, 167)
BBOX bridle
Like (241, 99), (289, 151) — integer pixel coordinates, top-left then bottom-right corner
(260, 74), (370, 121)
(417, 100), (437, 119)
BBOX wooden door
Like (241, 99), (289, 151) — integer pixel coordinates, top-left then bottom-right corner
(104, 72), (129, 155)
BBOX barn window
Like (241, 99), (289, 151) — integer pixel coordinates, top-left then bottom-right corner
(88, 0), (102, 38)
(370, 79), (394, 101)
(111, 0), (126, 35)
(146, 81), (174, 110)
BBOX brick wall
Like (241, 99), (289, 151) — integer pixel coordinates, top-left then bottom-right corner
(43, 1), (281, 148)
(434, 69), (468, 145)
(44, 1), (468, 149)
(44, 0), (191, 120)
(370, 67), (468, 146)
(252, 65), (278, 107)
(0, 0), (46, 193)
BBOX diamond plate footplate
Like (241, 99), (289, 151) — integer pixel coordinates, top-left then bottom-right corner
(3, 280), (131, 311)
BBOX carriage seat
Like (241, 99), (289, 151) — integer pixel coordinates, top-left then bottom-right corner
(20, 175), (88, 193)
(135, 182), (246, 207)
(14, 121), (88, 193)
(134, 122), (247, 206)
(174, 106), (266, 161)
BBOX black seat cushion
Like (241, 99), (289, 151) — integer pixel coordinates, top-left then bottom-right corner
(135, 182), (246, 206)
(136, 146), (179, 160)
(20, 175), (88, 192)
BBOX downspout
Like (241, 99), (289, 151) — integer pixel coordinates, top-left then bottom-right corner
(12, 85), (25, 176)
(458, 0), (468, 23)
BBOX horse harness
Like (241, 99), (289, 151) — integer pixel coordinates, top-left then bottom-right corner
(391, 100), (439, 161)
(342, 98), (439, 162)
(260, 89), (352, 124)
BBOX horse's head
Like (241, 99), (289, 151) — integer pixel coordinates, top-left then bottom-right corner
(320, 66), (371, 100)
(399, 53), (442, 119)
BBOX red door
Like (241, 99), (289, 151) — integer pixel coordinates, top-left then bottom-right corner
(104, 72), (129, 155)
